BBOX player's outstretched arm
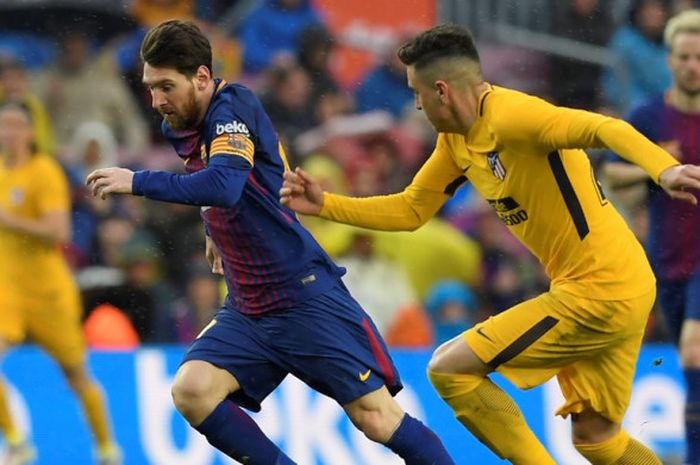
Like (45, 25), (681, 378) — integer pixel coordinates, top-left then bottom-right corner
(659, 164), (700, 205)
(280, 167), (324, 216)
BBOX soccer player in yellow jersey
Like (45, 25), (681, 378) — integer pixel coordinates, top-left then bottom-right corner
(0, 103), (121, 465)
(281, 24), (700, 465)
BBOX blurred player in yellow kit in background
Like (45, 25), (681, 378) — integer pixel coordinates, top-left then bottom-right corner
(0, 102), (121, 465)
(282, 23), (700, 465)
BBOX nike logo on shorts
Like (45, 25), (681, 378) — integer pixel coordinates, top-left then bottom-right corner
(476, 326), (493, 342)
(359, 369), (371, 382)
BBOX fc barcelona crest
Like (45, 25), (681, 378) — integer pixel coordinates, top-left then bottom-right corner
(487, 152), (506, 181)
(227, 134), (248, 150)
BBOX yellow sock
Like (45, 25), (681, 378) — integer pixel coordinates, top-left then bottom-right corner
(575, 429), (662, 464)
(428, 370), (556, 465)
(76, 382), (113, 448)
(0, 377), (22, 445)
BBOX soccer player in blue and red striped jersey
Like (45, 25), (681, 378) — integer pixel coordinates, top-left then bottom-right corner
(86, 20), (454, 465)
(606, 10), (700, 464)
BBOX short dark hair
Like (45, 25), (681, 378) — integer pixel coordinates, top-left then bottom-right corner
(140, 20), (212, 77)
(398, 24), (480, 70)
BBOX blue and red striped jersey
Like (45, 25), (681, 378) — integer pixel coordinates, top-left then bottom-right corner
(612, 93), (700, 281)
(159, 80), (345, 314)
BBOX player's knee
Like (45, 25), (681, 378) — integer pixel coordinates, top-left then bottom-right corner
(427, 346), (452, 375)
(680, 340), (700, 367)
(427, 369), (482, 401)
(571, 411), (618, 444)
(0, 338), (12, 356)
(61, 364), (90, 392)
(171, 366), (215, 418)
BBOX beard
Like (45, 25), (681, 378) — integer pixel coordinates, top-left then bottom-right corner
(678, 80), (700, 98)
(161, 85), (200, 130)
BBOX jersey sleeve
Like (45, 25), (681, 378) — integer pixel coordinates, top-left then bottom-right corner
(491, 91), (679, 183)
(607, 100), (661, 164)
(35, 158), (70, 214)
(205, 93), (257, 168)
(320, 134), (463, 231)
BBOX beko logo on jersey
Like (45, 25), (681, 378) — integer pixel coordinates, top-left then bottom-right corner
(215, 120), (250, 135)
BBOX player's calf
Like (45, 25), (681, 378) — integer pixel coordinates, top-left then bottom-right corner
(344, 387), (404, 442)
(574, 429), (661, 465)
(344, 387), (455, 465)
(570, 411), (619, 445)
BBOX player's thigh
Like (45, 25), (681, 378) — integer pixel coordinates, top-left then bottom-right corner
(173, 360), (240, 400)
(27, 287), (86, 368)
(683, 268), (700, 326)
(428, 333), (491, 375)
(679, 319), (700, 366)
(556, 289), (655, 424)
(0, 290), (28, 348)
(463, 291), (568, 389)
(464, 288), (654, 391)
(264, 284), (403, 407)
(657, 279), (686, 344)
(181, 309), (287, 413)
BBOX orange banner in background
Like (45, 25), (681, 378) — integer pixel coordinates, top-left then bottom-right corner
(313, 0), (435, 90)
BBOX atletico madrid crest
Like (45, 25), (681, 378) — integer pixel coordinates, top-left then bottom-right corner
(487, 152), (506, 181)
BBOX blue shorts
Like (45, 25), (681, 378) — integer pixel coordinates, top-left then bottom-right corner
(657, 268), (700, 344)
(182, 283), (403, 412)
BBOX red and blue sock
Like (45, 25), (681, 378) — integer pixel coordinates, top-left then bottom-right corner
(194, 399), (296, 465)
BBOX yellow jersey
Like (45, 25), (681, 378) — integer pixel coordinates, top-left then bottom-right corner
(0, 154), (74, 297)
(321, 86), (680, 300)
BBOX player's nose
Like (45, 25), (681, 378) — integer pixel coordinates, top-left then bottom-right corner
(414, 95), (422, 111)
(151, 92), (166, 109)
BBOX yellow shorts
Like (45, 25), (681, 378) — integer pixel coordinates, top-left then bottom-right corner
(464, 286), (656, 424)
(0, 286), (86, 368)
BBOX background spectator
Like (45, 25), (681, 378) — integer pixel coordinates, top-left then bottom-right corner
(603, 0), (672, 113)
(424, 281), (478, 345)
(0, 60), (55, 155)
(355, 33), (415, 118)
(31, 31), (149, 156)
(237, 0), (323, 74)
(548, 0), (614, 110)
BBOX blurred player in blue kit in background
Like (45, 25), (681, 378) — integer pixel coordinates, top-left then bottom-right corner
(605, 9), (700, 465)
(85, 20), (455, 465)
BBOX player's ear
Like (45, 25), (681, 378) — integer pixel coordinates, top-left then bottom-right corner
(194, 65), (211, 91)
(435, 80), (449, 103)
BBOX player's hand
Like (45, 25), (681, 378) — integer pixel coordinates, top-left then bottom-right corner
(280, 167), (324, 216)
(85, 167), (134, 199)
(205, 235), (224, 275)
(659, 164), (700, 205)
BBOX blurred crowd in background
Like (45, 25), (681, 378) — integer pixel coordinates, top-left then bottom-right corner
(0, 0), (696, 349)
